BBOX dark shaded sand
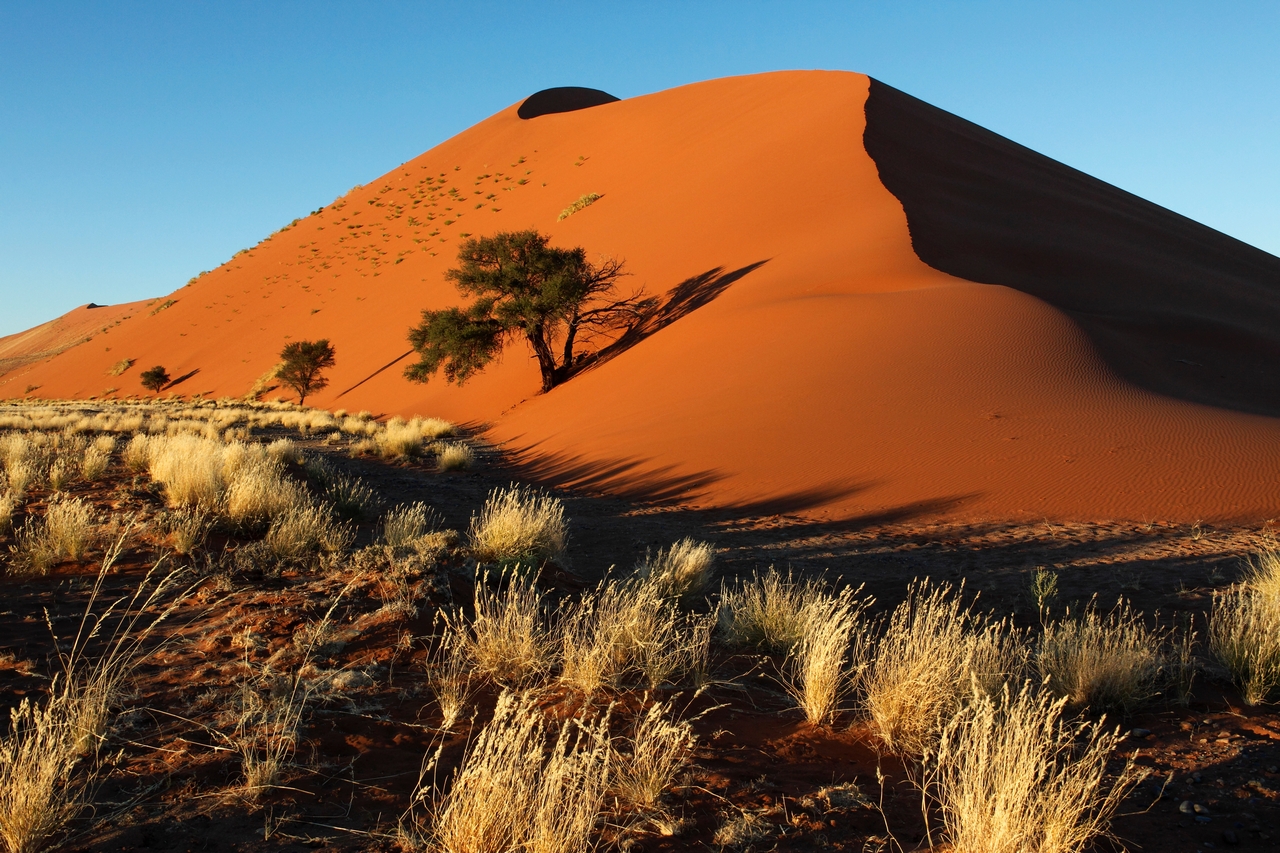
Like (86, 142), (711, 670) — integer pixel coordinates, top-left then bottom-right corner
(517, 86), (620, 119)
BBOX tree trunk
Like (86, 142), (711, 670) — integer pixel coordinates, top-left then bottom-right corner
(527, 325), (558, 393)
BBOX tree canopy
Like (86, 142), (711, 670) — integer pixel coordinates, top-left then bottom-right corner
(139, 365), (170, 393)
(277, 339), (336, 405)
(405, 230), (650, 393)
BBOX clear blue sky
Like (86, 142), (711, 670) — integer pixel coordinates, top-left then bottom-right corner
(2, 1), (1277, 336)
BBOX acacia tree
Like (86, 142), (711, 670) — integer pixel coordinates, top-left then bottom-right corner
(405, 231), (650, 393)
(277, 339), (336, 405)
(139, 365), (170, 393)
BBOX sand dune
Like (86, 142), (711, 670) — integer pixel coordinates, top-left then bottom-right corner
(4, 71), (1279, 522)
(0, 299), (152, 382)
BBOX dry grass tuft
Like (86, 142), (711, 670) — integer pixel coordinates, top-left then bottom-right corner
(718, 567), (824, 653)
(374, 418), (424, 459)
(862, 580), (1025, 755)
(636, 538), (715, 606)
(1211, 552), (1280, 704)
(262, 504), (352, 563)
(0, 692), (84, 853)
(1036, 599), (1164, 714)
(423, 617), (475, 732)
(381, 502), (438, 550)
(924, 681), (1145, 853)
(409, 690), (611, 853)
(11, 497), (96, 575)
(0, 491), (15, 535)
(783, 590), (873, 726)
(465, 571), (554, 686)
(435, 441), (474, 471)
(469, 484), (567, 567)
(611, 698), (697, 814)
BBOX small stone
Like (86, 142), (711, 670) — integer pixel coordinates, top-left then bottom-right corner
(1180, 800), (1196, 814)
(1130, 728), (1152, 738)
(1194, 803), (1211, 815)
(1193, 772), (1204, 783)
(1269, 765), (1278, 773)
(1195, 815), (1213, 824)
(1222, 829), (1240, 845)
(1180, 721), (1194, 731)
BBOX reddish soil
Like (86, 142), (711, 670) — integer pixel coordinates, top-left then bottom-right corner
(2, 431), (1278, 852)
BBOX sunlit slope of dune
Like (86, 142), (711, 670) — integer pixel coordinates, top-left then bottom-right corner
(0, 299), (152, 382)
(4, 71), (1279, 521)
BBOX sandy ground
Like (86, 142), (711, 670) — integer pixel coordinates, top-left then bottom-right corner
(1, 429), (1277, 852)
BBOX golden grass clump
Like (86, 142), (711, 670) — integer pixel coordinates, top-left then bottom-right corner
(411, 690), (611, 853)
(423, 618), (476, 732)
(718, 567), (825, 653)
(375, 418), (425, 459)
(465, 571), (554, 686)
(784, 589), (873, 726)
(611, 699), (697, 814)
(146, 434), (225, 512)
(558, 192), (602, 220)
(862, 580), (1025, 755)
(469, 484), (567, 566)
(435, 441), (474, 471)
(0, 693), (84, 853)
(122, 434), (150, 472)
(262, 504), (352, 563)
(416, 417), (456, 440)
(0, 491), (15, 534)
(381, 502), (437, 550)
(11, 497), (96, 574)
(1036, 600), (1164, 714)
(80, 442), (112, 481)
(924, 681), (1145, 853)
(1211, 549), (1280, 704)
(635, 538), (715, 606)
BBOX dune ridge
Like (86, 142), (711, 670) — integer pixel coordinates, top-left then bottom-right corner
(3, 71), (1279, 522)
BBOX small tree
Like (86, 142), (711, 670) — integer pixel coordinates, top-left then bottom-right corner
(140, 365), (170, 393)
(277, 339), (336, 405)
(405, 230), (650, 393)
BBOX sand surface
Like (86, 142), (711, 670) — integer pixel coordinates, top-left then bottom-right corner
(4, 71), (1280, 522)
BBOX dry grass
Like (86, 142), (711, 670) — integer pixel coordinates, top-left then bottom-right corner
(162, 508), (211, 555)
(469, 485), (567, 567)
(436, 442), (474, 471)
(611, 698), (697, 814)
(924, 681), (1145, 853)
(423, 617), (476, 732)
(862, 581), (1025, 755)
(783, 590), (872, 726)
(635, 538), (715, 606)
(1036, 600), (1164, 714)
(465, 571), (554, 686)
(0, 692), (84, 853)
(11, 497), (96, 575)
(320, 472), (379, 520)
(1211, 552), (1280, 704)
(558, 192), (602, 220)
(408, 690), (611, 853)
(381, 502), (437, 550)
(0, 491), (15, 535)
(374, 418), (425, 459)
(718, 567), (825, 653)
(262, 504), (352, 563)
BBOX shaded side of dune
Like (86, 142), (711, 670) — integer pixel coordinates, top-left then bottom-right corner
(864, 78), (1280, 418)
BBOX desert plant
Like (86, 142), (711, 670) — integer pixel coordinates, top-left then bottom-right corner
(122, 434), (150, 472)
(321, 473), (379, 520)
(276, 339), (336, 405)
(381, 502), (437, 550)
(107, 358), (134, 376)
(465, 571), (554, 686)
(11, 498), (96, 574)
(46, 458), (72, 492)
(408, 690), (611, 853)
(783, 590), (872, 726)
(162, 508), (210, 556)
(423, 617), (476, 732)
(862, 581), (1024, 755)
(635, 538), (715, 607)
(469, 484), (567, 567)
(718, 567), (825, 653)
(417, 417), (456, 440)
(265, 438), (304, 465)
(139, 366), (170, 393)
(405, 230), (650, 393)
(80, 444), (111, 482)
(262, 504), (352, 563)
(1211, 583), (1280, 705)
(0, 691), (84, 853)
(0, 491), (15, 535)
(558, 192), (602, 221)
(612, 699), (696, 813)
(374, 419), (424, 459)
(435, 441), (474, 471)
(1036, 600), (1164, 714)
(923, 681), (1146, 853)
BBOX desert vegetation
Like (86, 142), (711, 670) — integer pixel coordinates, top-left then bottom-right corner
(0, 397), (1274, 851)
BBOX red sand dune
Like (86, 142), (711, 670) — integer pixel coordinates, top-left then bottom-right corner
(4, 71), (1280, 523)
(0, 299), (152, 383)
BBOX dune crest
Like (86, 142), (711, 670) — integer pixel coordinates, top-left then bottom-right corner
(4, 71), (1279, 522)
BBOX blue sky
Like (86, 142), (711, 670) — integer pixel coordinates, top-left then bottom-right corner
(2, 1), (1277, 336)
